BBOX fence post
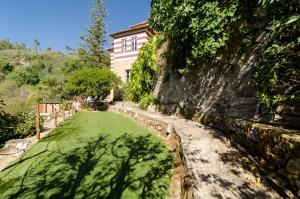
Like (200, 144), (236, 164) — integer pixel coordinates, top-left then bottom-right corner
(63, 106), (65, 121)
(36, 103), (40, 140)
(54, 107), (58, 127)
(69, 104), (71, 117)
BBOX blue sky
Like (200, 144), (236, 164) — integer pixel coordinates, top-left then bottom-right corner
(0, 0), (150, 51)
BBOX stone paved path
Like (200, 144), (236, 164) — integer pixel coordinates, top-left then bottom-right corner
(110, 103), (282, 199)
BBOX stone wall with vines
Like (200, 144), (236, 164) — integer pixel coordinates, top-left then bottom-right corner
(149, 0), (300, 195)
(150, 0), (300, 110)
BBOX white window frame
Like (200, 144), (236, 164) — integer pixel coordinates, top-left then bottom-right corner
(121, 38), (127, 53)
(131, 36), (137, 51)
(125, 69), (131, 82)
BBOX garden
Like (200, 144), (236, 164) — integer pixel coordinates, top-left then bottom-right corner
(0, 112), (173, 198)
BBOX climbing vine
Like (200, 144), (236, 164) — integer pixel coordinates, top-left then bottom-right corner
(150, 0), (239, 68)
(149, 0), (300, 108)
(128, 36), (161, 108)
(252, 0), (300, 108)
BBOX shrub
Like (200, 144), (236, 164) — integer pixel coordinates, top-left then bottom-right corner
(0, 100), (16, 147)
(0, 59), (14, 81)
(138, 93), (156, 110)
(14, 111), (37, 138)
(7, 69), (39, 86)
(0, 59), (14, 74)
(64, 67), (120, 109)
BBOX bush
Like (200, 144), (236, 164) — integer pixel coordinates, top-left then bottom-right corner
(14, 111), (36, 138)
(7, 69), (39, 86)
(0, 59), (14, 81)
(65, 67), (120, 109)
(0, 100), (16, 147)
(0, 99), (41, 147)
(0, 59), (14, 74)
(139, 93), (156, 110)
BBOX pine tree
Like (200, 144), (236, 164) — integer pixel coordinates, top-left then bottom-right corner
(79, 0), (107, 68)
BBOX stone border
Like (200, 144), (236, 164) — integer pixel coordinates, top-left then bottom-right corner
(109, 104), (294, 199)
(109, 106), (189, 199)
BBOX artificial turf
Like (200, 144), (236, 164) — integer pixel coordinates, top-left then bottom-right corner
(0, 112), (173, 199)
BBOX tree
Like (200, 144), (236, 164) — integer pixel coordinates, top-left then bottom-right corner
(0, 39), (14, 50)
(32, 39), (40, 53)
(37, 75), (66, 101)
(79, 0), (107, 68)
(65, 45), (74, 52)
(14, 42), (27, 50)
(64, 67), (120, 109)
(45, 47), (52, 52)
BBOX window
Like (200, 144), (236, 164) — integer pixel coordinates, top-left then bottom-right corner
(121, 38), (127, 52)
(125, 69), (131, 82)
(131, 36), (137, 51)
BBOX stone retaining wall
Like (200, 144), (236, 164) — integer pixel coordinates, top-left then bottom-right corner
(221, 118), (300, 197)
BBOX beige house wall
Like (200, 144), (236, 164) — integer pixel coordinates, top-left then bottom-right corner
(112, 58), (136, 82)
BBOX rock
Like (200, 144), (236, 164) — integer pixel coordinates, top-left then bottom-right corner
(147, 105), (156, 112)
(286, 158), (300, 175)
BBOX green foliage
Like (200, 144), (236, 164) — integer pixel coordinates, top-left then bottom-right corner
(150, 0), (300, 109)
(0, 100), (36, 147)
(128, 36), (160, 102)
(61, 100), (73, 111)
(14, 111), (36, 138)
(62, 59), (85, 74)
(0, 39), (13, 50)
(79, 0), (108, 68)
(0, 59), (14, 74)
(139, 93), (156, 110)
(0, 50), (78, 102)
(32, 39), (40, 53)
(0, 39), (26, 51)
(0, 59), (14, 81)
(37, 75), (67, 101)
(0, 99), (15, 147)
(252, 0), (300, 108)
(150, 0), (239, 68)
(64, 67), (120, 101)
(7, 68), (40, 86)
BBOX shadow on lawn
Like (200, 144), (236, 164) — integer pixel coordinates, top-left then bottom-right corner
(0, 133), (173, 199)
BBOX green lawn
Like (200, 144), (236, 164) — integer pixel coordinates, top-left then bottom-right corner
(0, 112), (173, 199)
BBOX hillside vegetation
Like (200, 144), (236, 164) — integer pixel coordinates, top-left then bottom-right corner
(0, 41), (82, 147)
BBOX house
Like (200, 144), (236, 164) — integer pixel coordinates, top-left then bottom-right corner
(109, 21), (156, 82)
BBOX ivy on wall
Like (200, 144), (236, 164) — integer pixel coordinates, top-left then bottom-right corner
(150, 0), (239, 64)
(149, 0), (300, 109)
(128, 36), (161, 109)
(252, 1), (300, 108)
